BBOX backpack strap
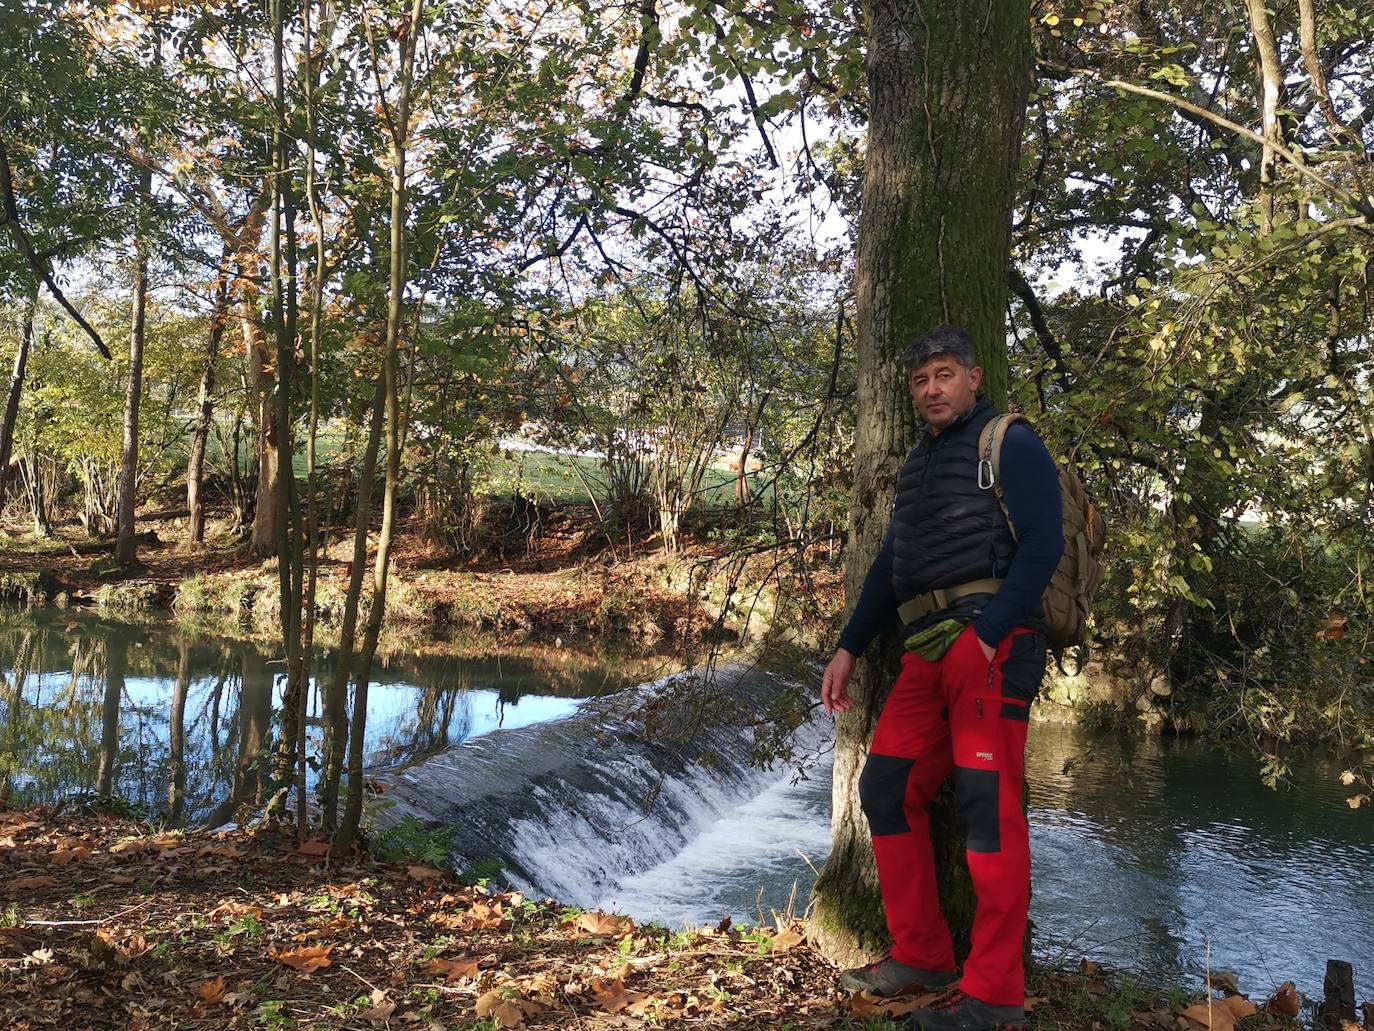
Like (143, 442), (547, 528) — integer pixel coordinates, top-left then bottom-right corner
(976, 412), (1028, 538)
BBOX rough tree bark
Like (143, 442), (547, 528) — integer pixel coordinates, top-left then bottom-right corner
(807, 0), (1031, 967)
(186, 248), (231, 545)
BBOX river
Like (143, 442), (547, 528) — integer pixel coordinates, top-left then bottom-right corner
(0, 608), (1369, 999)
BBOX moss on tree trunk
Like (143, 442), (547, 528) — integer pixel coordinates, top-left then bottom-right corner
(808, 0), (1032, 967)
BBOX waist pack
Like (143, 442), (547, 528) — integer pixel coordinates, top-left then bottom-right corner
(978, 414), (1106, 670)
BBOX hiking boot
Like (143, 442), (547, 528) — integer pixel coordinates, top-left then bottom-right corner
(838, 957), (959, 997)
(909, 989), (1025, 1030)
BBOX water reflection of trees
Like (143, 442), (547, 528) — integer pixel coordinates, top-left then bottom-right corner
(0, 610), (658, 824)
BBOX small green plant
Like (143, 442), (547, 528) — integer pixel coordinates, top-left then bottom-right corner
(70, 893), (97, 913)
(0, 903), (20, 928)
(150, 941), (173, 962)
(456, 857), (504, 886)
(369, 816), (454, 866)
(255, 999), (292, 1029)
(229, 914), (265, 941)
(408, 986), (441, 1005)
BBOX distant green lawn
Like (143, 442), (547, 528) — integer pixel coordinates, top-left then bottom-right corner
(485, 447), (764, 508)
(204, 420), (768, 509)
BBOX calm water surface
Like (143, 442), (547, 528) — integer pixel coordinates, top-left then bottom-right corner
(0, 607), (674, 825)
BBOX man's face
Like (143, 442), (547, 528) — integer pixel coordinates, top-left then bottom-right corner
(908, 355), (982, 433)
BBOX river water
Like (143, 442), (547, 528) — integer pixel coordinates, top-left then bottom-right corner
(1, 608), (1369, 999)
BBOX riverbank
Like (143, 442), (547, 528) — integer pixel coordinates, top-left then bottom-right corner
(0, 808), (1314, 1030)
(0, 505), (834, 650)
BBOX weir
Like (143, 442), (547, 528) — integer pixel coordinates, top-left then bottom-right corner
(371, 664), (826, 906)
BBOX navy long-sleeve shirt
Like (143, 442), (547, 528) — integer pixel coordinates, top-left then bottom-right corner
(837, 422), (1064, 656)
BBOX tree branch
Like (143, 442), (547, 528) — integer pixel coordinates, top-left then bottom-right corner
(0, 137), (112, 359)
(1049, 62), (1374, 220)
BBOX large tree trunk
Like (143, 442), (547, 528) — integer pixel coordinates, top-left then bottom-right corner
(187, 249), (231, 545)
(114, 163), (153, 567)
(807, 0), (1031, 967)
(0, 280), (37, 494)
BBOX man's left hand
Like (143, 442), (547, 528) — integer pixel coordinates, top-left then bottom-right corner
(978, 635), (995, 663)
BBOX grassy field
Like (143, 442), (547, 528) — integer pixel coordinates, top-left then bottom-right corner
(202, 418), (770, 509)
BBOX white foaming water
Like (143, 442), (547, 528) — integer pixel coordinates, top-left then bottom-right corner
(595, 762), (834, 927)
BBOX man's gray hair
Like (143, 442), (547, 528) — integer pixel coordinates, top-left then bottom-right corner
(901, 324), (976, 372)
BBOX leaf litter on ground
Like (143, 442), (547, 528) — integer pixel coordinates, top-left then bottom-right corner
(0, 806), (1344, 1030)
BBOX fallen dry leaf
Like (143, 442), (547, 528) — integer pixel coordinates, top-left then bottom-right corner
(1265, 981), (1300, 1018)
(426, 956), (480, 982)
(195, 844), (244, 859)
(48, 845), (93, 866)
(1316, 611), (1349, 640)
(297, 839), (331, 857)
(573, 911), (633, 938)
(1179, 995), (1258, 1031)
(0, 814), (40, 833)
(475, 988), (546, 1028)
(851, 990), (940, 1018)
(109, 838), (153, 855)
(406, 865), (445, 881)
(6, 875), (59, 890)
(770, 926), (805, 953)
(322, 882), (366, 900)
(357, 989), (395, 1023)
(109, 874), (136, 886)
(194, 976), (226, 1003)
(431, 900), (505, 930)
(208, 900), (264, 921)
(270, 944), (333, 972)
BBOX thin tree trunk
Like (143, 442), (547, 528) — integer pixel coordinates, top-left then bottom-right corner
(807, 0), (1031, 966)
(114, 163), (153, 567)
(320, 382), (383, 834)
(243, 299), (279, 556)
(0, 279), (37, 493)
(265, 0), (307, 829)
(299, 0), (335, 832)
(187, 247), (232, 545)
(338, 0), (425, 851)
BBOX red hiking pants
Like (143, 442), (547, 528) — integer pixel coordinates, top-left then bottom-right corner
(858, 624), (1046, 1006)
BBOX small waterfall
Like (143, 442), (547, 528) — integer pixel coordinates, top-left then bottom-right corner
(373, 664), (827, 907)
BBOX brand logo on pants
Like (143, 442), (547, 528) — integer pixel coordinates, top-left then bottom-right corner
(976, 751), (994, 762)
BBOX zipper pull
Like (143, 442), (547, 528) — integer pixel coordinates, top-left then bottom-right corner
(976, 698), (984, 719)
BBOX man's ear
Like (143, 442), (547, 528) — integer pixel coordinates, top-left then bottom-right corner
(969, 365), (984, 390)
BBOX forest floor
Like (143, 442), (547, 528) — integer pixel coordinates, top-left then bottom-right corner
(0, 808), (1316, 1031)
(0, 503), (836, 648)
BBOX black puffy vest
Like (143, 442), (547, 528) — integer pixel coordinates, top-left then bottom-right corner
(890, 396), (1018, 625)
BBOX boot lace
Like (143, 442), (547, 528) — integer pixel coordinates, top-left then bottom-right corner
(929, 989), (969, 1013)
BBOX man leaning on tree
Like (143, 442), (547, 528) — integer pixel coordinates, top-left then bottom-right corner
(821, 324), (1064, 1031)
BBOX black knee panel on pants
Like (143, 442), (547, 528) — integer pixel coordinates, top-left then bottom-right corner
(953, 765), (1001, 853)
(859, 753), (916, 836)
